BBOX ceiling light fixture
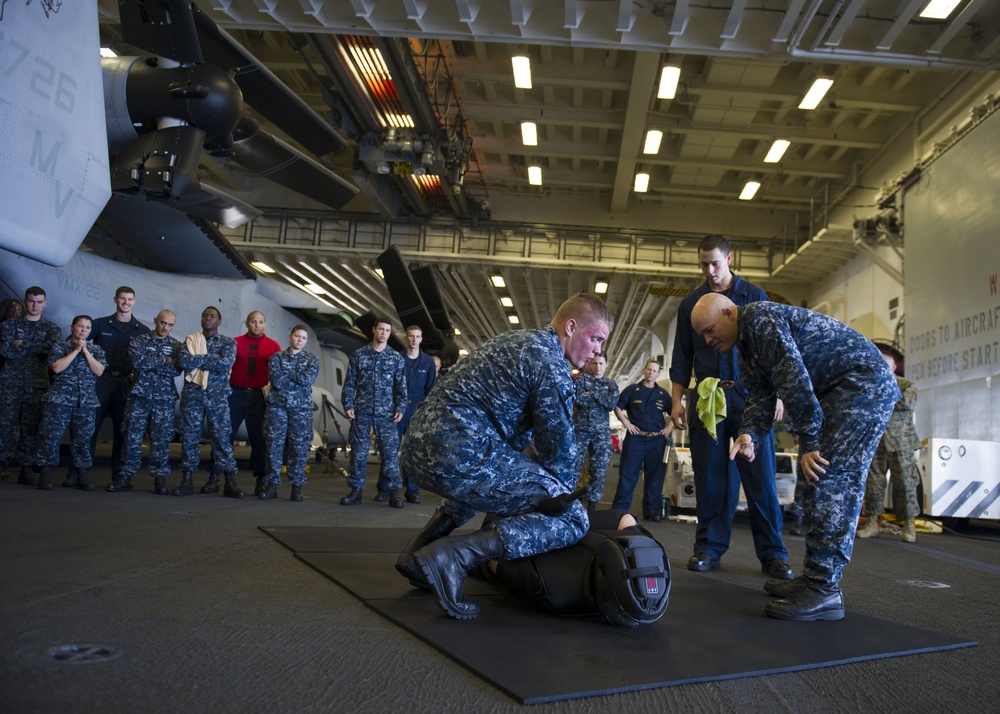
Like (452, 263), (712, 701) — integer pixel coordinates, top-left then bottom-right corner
(739, 181), (761, 201)
(100, 47), (117, 58)
(303, 283), (327, 295)
(454, 328), (461, 336)
(594, 280), (609, 294)
(512, 55), (532, 89)
(919, 0), (963, 19)
(490, 275), (506, 288)
(500, 296), (514, 307)
(373, 267), (384, 279)
(251, 261), (275, 274)
(634, 172), (650, 193)
(643, 129), (663, 155)
(520, 121), (538, 146)
(798, 78), (834, 110)
(528, 165), (542, 186)
(459, 349), (469, 356)
(764, 139), (790, 163)
(657, 65), (681, 99)
(508, 315), (520, 324)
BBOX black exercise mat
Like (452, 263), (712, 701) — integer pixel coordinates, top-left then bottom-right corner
(259, 526), (977, 705)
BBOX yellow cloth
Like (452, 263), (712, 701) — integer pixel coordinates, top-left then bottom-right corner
(696, 377), (727, 442)
(184, 332), (210, 390)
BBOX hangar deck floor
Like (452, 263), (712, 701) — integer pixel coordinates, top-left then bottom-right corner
(2, 447), (997, 713)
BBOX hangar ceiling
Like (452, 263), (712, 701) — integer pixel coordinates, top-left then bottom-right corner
(96, 0), (1000, 379)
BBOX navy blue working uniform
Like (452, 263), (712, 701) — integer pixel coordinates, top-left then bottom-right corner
(178, 333), (238, 475)
(670, 276), (787, 565)
(121, 333), (181, 481)
(36, 338), (107, 469)
(573, 371), (618, 504)
(377, 349), (437, 498)
(342, 344), (407, 491)
(263, 348), (319, 488)
(0, 315), (60, 471)
(612, 381), (672, 517)
(736, 303), (899, 586)
(400, 326), (587, 560)
(91, 314), (149, 478)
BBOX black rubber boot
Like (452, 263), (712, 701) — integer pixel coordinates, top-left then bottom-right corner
(396, 511), (459, 589)
(223, 473), (244, 499)
(75, 469), (95, 492)
(17, 466), (38, 487)
(172, 472), (194, 496)
(200, 474), (220, 494)
(153, 477), (169, 495)
(340, 487), (363, 505)
(765, 582), (845, 621)
(106, 476), (133, 492)
(36, 467), (53, 491)
(387, 489), (404, 509)
(290, 485), (303, 502)
(258, 483), (278, 500)
(414, 529), (505, 620)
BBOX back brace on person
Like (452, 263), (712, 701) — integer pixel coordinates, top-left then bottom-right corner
(496, 524), (671, 627)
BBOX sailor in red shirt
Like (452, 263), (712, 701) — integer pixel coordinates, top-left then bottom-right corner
(227, 311), (281, 494)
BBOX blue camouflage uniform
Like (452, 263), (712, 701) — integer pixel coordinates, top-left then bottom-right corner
(264, 348), (319, 487)
(342, 344), (406, 491)
(178, 333), (237, 475)
(612, 381), (672, 517)
(572, 372), (619, 503)
(670, 276), (788, 564)
(400, 326), (588, 560)
(735, 302), (900, 586)
(0, 316), (61, 468)
(36, 339), (107, 468)
(122, 333), (182, 479)
(377, 350), (437, 497)
(91, 314), (149, 478)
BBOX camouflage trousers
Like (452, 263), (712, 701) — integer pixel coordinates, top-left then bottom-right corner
(347, 418), (400, 490)
(122, 395), (176, 479)
(36, 402), (96, 468)
(800, 410), (893, 586)
(0, 386), (46, 467)
(573, 426), (612, 503)
(264, 404), (312, 487)
(180, 387), (236, 474)
(401, 435), (589, 560)
(865, 442), (920, 521)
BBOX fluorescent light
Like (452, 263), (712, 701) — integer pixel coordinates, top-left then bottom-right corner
(500, 296), (514, 307)
(508, 315), (520, 324)
(303, 283), (327, 295)
(919, 0), (962, 19)
(764, 139), (790, 163)
(528, 165), (542, 185)
(512, 55), (532, 89)
(634, 172), (650, 193)
(459, 349), (469, 356)
(739, 181), (761, 200)
(594, 281), (609, 294)
(520, 121), (538, 146)
(100, 47), (117, 58)
(490, 275), (506, 288)
(799, 78), (834, 110)
(454, 328), (461, 335)
(643, 129), (663, 155)
(251, 261), (275, 274)
(657, 66), (680, 99)
(373, 268), (384, 279)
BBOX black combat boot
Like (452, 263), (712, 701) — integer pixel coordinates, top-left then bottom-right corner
(17, 466), (38, 487)
(764, 575), (809, 598)
(254, 476), (265, 497)
(340, 487), (363, 505)
(414, 529), (505, 620)
(106, 475), (133, 492)
(75, 469), (95, 492)
(223, 473), (244, 499)
(765, 582), (845, 621)
(788, 516), (803, 536)
(172, 472), (194, 496)
(36, 467), (54, 491)
(153, 477), (169, 495)
(62, 467), (78, 488)
(387, 489), (404, 509)
(258, 482), (278, 500)
(289, 485), (303, 502)
(396, 510), (458, 589)
(199, 474), (220, 494)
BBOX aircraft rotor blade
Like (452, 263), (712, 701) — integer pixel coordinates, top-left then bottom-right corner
(117, 0), (204, 65)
